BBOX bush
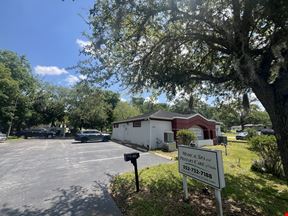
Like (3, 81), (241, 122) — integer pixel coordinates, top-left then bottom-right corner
(245, 128), (257, 139)
(176, 129), (196, 146)
(249, 135), (284, 178)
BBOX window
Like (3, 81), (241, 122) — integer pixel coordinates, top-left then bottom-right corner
(164, 132), (174, 143)
(133, 121), (141, 127)
(113, 124), (119, 128)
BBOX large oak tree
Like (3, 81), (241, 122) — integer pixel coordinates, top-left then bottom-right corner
(80, 0), (288, 178)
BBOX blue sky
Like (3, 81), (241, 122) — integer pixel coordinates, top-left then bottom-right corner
(0, 0), (166, 102)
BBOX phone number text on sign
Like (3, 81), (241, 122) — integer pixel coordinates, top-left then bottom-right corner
(178, 145), (225, 189)
(182, 165), (213, 179)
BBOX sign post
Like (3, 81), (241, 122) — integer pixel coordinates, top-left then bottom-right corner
(182, 174), (188, 200)
(178, 145), (225, 216)
(215, 189), (223, 216)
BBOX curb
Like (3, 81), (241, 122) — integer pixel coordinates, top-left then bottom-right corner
(152, 152), (174, 160)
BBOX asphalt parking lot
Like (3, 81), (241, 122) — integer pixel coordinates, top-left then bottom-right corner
(0, 139), (171, 216)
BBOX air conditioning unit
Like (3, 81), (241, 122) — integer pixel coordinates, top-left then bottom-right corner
(163, 131), (176, 152)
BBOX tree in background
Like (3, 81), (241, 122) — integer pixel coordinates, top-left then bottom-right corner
(169, 93), (215, 118)
(131, 94), (169, 114)
(80, 0), (288, 176)
(0, 50), (37, 134)
(0, 63), (19, 133)
(113, 101), (141, 121)
(67, 83), (120, 131)
(32, 84), (67, 127)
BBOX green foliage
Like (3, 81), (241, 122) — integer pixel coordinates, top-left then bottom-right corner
(176, 129), (196, 146)
(249, 135), (284, 178)
(82, 0), (288, 177)
(131, 95), (169, 114)
(111, 142), (288, 215)
(0, 50), (36, 93)
(66, 83), (120, 131)
(113, 101), (140, 121)
(169, 94), (215, 118)
(0, 50), (37, 132)
(245, 128), (258, 140)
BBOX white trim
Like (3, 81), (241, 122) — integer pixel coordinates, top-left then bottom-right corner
(113, 118), (149, 124)
(113, 113), (220, 125)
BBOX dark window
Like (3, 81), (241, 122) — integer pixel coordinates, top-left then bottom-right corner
(164, 132), (174, 143)
(133, 121), (141, 127)
(114, 124), (119, 128)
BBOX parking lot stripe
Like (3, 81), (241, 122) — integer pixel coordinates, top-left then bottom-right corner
(78, 153), (150, 164)
(77, 148), (123, 154)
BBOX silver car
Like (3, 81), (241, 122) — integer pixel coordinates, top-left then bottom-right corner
(0, 132), (7, 142)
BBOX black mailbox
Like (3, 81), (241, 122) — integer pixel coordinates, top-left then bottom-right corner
(217, 136), (228, 145)
(124, 152), (140, 161)
(124, 152), (140, 192)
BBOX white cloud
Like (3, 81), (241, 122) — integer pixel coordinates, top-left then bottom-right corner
(120, 97), (127, 102)
(76, 38), (96, 55)
(66, 75), (80, 85)
(76, 39), (91, 48)
(34, 65), (68, 76)
(79, 74), (87, 80)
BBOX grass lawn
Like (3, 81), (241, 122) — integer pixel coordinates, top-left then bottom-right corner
(111, 142), (288, 216)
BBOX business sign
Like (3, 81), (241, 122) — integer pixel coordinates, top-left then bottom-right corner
(178, 145), (225, 189)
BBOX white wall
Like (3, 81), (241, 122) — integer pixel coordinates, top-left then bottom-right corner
(112, 120), (150, 148)
(150, 120), (172, 149)
(215, 125), (222, 136)
(195, 139), (214, 147)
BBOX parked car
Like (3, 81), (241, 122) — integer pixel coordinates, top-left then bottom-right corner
(17, 128), (56, 139)
(261, 128), (275, 135)
(0, 132), (7, 142)
(236, 131), (248, 140)
(75, 130), (110, 143)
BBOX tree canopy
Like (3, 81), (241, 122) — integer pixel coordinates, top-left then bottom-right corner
(81, 0), (288, 178)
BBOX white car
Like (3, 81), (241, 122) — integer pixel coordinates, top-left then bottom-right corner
(236, 131), (248, 140)
(0, 132), (7, 142)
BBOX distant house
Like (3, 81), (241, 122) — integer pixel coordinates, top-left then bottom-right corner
(231, 124), (264, 131)
(112, 110), (221, 150)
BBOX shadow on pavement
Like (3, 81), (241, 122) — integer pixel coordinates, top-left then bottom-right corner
(0, 182), (120, 216)
(111, 140), (148, 153)
(70, 141), (105, 145)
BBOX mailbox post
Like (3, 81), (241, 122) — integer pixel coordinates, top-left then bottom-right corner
(124, 152), (140, 192)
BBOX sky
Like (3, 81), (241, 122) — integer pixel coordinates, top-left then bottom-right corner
(0, 0), (166, 102)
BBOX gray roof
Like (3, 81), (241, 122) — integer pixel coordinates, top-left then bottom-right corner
(113, 110), (202, 124)
(150, 110), (197, 119)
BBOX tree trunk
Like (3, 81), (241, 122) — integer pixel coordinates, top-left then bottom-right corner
(252, 85), (288, 180)
(273, 123), (288, 179)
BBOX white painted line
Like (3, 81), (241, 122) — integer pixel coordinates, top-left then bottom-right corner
(77, 148), (124, 154)
(79, 153), (150, 164)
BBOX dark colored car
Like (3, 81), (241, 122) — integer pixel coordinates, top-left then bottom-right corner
(75, 130), (110, 143)
(17, 128), (56, 139)
(261, 128), (275, 135)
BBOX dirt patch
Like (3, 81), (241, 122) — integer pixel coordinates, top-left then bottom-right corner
(111, 181), (262, 216)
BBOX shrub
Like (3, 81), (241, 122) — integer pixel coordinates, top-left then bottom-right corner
(249, 135), (284, 178)
(176, 129), (196, 146)
(245, 128), (257, 139)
